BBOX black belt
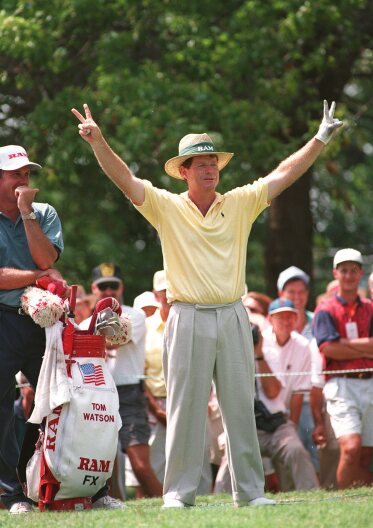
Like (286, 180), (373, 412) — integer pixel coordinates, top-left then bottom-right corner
(0, 303), (25, 315)
(337, 372), (373, 380)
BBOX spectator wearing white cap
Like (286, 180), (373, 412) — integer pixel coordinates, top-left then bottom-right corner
(133, 291), (160, 317)
(277, 266), (313, 339)
(257, 298), (319, 490)
(277, 266), (319, 474)
(313, 248), (373, 488)
(0, 145), (66, 514)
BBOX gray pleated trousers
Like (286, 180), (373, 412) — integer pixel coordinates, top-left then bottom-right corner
(162, 300), (265, 505)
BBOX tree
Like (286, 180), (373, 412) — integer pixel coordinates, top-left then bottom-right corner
(1, 0), (372, 301)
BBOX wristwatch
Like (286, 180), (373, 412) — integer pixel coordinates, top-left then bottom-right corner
(21, 211), (37, 221)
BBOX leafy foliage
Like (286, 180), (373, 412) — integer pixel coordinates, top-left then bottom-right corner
(0, 0), (372, 301)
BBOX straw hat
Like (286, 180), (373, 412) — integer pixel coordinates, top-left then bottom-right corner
(164, 133), (234, 180)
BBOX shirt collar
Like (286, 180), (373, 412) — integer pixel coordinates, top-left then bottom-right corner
(180, 192), (224, 210)
(334, 293), (362, 306)
(0, 211), (22, 224)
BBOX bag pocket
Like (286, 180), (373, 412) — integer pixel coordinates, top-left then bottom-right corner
(26, 447), (42, 502)
(43, 359), (121, 499)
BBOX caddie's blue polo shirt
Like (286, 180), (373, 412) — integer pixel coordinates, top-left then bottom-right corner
(0, 202), (64, 307)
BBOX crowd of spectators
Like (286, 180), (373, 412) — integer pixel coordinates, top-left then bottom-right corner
(32, 249), (368, 501)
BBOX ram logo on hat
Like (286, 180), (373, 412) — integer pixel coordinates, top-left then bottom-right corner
(164, 133), (234, 180)
(0, 145), (41, 171)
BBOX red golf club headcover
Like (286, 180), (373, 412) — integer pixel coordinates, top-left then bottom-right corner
(36, 276), (67, 298)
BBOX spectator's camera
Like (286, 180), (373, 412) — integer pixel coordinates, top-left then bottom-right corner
(250, 323), (260, 346)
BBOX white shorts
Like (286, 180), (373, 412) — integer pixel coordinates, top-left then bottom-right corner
(323, 377), (373, 444)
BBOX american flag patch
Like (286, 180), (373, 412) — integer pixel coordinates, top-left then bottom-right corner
(78, 363), (105, 386)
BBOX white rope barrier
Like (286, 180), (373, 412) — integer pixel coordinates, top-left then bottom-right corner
(17, 370), (373, 387)
(255, 367), (373, 378)
(138, 367), (373, 381)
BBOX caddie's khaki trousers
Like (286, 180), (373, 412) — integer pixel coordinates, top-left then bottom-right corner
(163, 300), (265, 505)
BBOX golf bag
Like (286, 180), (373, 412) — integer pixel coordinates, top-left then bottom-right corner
(25, 287), (127, 511)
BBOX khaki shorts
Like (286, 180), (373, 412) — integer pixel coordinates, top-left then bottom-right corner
(323, 377), (373, 445)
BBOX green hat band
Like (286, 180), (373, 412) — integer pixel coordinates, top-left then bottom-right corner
(179, 141), (215, 156)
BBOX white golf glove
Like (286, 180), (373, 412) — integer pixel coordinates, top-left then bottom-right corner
(315, 100), (343, 144)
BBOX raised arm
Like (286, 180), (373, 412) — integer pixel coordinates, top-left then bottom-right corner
(71, 104), (145, 205)
(265, 101), (343, 201)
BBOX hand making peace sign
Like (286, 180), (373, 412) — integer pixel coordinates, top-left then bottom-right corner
(315, 100), (343, 144)
(71, 103), (102, 143)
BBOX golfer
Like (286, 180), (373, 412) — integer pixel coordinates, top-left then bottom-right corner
(72, 101), (342, 508)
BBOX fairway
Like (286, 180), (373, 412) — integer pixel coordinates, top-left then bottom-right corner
(1, 488), (372, 528)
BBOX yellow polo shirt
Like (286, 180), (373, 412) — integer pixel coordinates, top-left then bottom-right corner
(144, 309), (166, 397)
(134, 178), (269, 304)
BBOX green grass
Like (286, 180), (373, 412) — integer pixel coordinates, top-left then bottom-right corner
(1, 488), (372, 528)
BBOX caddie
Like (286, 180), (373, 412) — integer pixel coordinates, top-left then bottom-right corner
(72, 100), (342, 508)
(0, 145), (65, 514)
